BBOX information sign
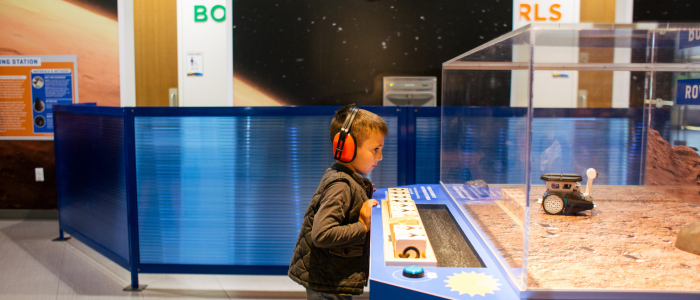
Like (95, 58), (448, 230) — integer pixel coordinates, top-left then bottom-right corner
(676, 78), (700, 105)
(0, 55), (78, 140)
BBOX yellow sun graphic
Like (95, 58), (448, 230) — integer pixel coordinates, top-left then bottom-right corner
(444, 271), (502, 297)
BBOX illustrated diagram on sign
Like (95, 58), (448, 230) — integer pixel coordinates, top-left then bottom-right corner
(30, 69), (73, 133)
(186, 52), (203, 76)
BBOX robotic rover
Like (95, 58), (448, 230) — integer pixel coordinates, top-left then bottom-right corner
(538, 168), (598, 215)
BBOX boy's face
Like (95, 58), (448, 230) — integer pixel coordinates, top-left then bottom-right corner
(348, 130), (385, 175)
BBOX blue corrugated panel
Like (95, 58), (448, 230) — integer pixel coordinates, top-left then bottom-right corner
(442, 109), (517, 184)
(134, 115), (397, 266)
(529, 118), (641, 185)
(441, 108), (644, 185)
(415, 117), (440, 183)
(54, 112), (130, 265)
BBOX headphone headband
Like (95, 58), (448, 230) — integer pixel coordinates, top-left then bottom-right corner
(341, 106), (358, 133)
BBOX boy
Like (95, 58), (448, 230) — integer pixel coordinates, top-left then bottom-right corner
(289, 104), (387, 299)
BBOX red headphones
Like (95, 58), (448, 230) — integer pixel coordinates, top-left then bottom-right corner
(333, 106), (358, 163)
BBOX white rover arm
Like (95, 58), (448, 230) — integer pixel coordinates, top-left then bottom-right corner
(583, 168), (598, 199)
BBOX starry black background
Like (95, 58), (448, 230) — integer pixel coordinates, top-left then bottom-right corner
(232, 0), (513, 106)
(82, 0), (700, 106)
(633, 0), (700, 23)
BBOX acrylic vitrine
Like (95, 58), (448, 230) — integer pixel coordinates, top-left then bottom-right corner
(441, 23), (700, 296)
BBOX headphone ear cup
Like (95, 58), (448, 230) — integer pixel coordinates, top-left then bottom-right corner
(340, 134), (356, 163)
(333, 133), (342, 159)
(333, 133), (356, 163)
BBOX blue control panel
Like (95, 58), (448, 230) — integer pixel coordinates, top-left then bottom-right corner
(369, 184), (519, 300)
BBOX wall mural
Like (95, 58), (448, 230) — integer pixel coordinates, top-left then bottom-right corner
(231, 0), (512, 106)
(0, 0), (119, 209)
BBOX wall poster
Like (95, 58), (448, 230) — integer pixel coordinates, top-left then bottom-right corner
(0, 55), (78, 140)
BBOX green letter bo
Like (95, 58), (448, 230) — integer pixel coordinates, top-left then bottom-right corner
(211, 5), (225, 22)
(194, 5), (207, 22)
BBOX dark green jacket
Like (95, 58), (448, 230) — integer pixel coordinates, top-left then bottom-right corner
(288, 163), (373, 295)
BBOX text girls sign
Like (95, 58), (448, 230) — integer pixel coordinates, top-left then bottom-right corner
(513, 0), (580, 30)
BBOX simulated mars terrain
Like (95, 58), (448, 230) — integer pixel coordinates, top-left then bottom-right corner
(466, 185), (700, 290)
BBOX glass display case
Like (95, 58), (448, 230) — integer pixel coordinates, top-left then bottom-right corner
(441, 23), (700, 293)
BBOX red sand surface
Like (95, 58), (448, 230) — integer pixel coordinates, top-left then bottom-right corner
(472, 186), (700, 290)
(645, 128), (700, 206)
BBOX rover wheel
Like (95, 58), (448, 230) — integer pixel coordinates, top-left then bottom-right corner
(542, 194), (565, 215)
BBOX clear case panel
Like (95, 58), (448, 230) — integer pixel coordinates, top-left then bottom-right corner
(443, 23), (700, 293)
(442, 27), (532, 290)
(526, 24), (700, 291)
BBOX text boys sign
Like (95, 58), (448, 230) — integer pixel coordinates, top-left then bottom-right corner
(676, 78), (700, 105)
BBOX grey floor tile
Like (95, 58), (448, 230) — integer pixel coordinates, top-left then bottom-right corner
(57, 245), (138, 298)
(223, 290), (307, 300)
(0, 236), (66, 274)
(142, 288), (230, 300)
(0, 295), (58, 300)
(0, 266), (62, 297)
(0, 220), (23, 230)
(214, 275), (304, 292)
(139, 274), (224, 291)
(65, 237), (132, 280)
(56, 295), (143, 300)
(2, 220), (60, 240)
(0, 220), (369, 300)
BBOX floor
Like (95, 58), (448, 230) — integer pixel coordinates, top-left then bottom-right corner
(0, 219), (370, 300)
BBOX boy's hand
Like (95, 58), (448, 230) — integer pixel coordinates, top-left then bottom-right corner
(359, 199), (379, 232)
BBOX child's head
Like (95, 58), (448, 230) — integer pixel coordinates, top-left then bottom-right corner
(330, 104), (388, 175)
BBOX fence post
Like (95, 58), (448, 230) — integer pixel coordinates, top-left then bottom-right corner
(123, 108), (146, 292)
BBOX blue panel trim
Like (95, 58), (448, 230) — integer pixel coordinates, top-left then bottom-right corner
(138, 264), (288, 275)
(53, 105), (125, 116)
(369, 280), (450, 300)
(397, 107), (408, 186)
(123, 108), (141, 287)
(414, 107), (441, 184)
(533, 107), (644, 118)
(414, 107), (441, 118)
(60, 223), (130, 270)
(127, 106), (402, 117)
(406, 108), (417, 185)
(442, 106), (528, 118)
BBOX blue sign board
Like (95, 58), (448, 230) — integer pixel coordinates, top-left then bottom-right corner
(30, 69), (73, 133)
(676, 78), (700, 105)
(679, 29), (700, 49)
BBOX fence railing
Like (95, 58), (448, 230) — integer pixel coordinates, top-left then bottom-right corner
(53, 105), (655, 289)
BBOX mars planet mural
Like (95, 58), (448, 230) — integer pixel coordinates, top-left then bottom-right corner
(0, 0), (120, 106)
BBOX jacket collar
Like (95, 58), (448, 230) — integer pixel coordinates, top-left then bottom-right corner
(331, 162), (363, 183)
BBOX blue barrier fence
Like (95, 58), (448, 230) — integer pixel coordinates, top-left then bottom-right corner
(440, 107), (650, 185)
(53, 105), (661, 289)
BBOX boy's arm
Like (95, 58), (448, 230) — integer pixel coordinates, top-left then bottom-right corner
(311, 182), (367, 248)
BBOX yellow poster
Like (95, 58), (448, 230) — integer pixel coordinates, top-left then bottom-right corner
(0, 56), (77, 140)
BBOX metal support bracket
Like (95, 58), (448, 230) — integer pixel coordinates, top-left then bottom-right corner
(645, 98), (674, 108)
(122, 285), (147, 292)
(52, 229), (72, 242)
